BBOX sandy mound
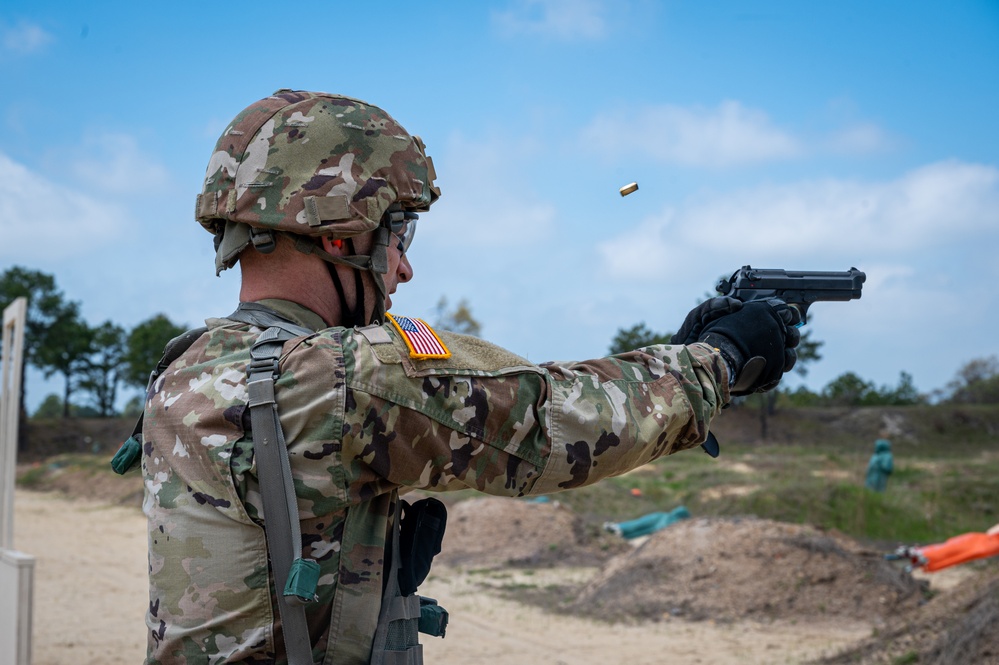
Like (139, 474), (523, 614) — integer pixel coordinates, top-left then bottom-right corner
(815, 566), (999, 665)
(437, 496), (628, 568)
(567, 516), (925, 624)
(437, 500), (929, 627)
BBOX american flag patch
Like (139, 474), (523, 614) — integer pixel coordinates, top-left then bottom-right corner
(387, 314), (451, 359)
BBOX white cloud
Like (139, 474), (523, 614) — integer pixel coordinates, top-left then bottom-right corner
(581, 101), (895, 166)
(0, 152), (129, 261)
(63, 133), (172, 195)
(2, 20), (53, 55)
(581, 100), (802, 167)
(599, 159), (999, 279)
(823, 122), (894, 154)
(492, 0), (609, 40)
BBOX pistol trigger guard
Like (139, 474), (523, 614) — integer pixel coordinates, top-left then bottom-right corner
(790, 303), (807, 327)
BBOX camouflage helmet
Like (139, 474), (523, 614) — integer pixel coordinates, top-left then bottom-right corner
(196, 89), (440, 274)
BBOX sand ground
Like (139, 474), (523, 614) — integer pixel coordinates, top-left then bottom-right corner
(11, 489), (876, 665)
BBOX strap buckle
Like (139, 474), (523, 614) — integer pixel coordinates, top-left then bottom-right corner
(249, 227), (276, 254)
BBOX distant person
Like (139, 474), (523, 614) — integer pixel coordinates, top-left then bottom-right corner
(865, 437), (893, 492)
(604, 506), (691, 539)
(119, 89), (800, 665)
(889, 522), (999, 572)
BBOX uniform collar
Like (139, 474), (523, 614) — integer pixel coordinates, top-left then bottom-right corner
(246, 299), (328, 332)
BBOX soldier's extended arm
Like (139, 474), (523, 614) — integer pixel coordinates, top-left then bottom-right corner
(342, 332), (728, 498)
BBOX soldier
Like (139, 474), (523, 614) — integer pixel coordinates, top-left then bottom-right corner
(137, 89), (800, 664)
(865, 437), (894, 492)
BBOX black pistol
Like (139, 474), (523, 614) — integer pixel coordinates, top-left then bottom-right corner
(700, 265), (866, 458)
(715, 266), (866, 325)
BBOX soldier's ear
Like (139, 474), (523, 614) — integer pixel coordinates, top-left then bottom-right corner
(321, 237), (344, 255)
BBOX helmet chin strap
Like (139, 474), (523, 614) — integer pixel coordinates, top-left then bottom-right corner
(325, 249), (362, 328)
(284, 227), (391, 328)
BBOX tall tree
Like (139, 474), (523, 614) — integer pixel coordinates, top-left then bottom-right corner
(760, 328), (824, 419)
(35, 307), (94, 418)
(433, 297), (482, 337)
(0, 267), (86, 435)
(31, 393), (65, 419)
(79, 321), (127, 417)
(0, 266), (73, 364)
(822, 371), (875, 406)
(793, 330), (823, 377)
(608, 323), (674, 355)
(122, 314), (187, 390)
(885, 371), (922, 405)
(946, 356), (999, 404)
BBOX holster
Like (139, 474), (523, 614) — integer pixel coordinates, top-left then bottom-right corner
(370, 497), (449, 665)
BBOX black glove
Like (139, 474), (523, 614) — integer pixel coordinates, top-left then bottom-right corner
(695, 298), (801, 395)
(671, 296), (744, 345)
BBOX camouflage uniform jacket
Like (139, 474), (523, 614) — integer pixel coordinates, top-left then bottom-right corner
(142, 299), (730, 664)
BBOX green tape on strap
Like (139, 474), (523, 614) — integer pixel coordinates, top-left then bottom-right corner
(110, 436), (142, 475)
(284, 558), (320, 604)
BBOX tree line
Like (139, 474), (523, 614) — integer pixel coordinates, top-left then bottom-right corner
(1, 266), (185, 419)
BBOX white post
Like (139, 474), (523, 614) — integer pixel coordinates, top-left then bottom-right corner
(1, 296), (34, 665)
(0, 549), (34, 665)
(2, 297), (28, 547)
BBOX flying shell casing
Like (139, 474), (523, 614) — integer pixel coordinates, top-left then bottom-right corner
(619, 182), (639, 197)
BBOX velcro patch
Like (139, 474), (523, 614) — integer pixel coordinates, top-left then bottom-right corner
(387, 314), (451, 360)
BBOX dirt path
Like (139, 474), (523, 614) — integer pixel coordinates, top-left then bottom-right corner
(14, 489), (870, 665)
(13, 490), (147, 665)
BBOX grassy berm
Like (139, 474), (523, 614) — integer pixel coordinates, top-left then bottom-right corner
(553, 403), (999, 547)
(15, 404), (999, 547)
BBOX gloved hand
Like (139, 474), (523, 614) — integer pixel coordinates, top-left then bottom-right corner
(690, 298), (801, 396)
(671, 296), (744, 345)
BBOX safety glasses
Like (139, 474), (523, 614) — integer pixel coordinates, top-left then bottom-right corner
(385, 210), (418, 254)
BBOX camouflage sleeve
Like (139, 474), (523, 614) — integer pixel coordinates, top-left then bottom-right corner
(342, 328), (729, 499)
(534, 341), (729, 492)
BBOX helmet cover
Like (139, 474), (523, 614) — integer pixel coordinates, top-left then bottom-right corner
(196, 89), (440, 272)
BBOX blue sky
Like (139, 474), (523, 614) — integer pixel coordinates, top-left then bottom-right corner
(2, 0), (998, 411)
